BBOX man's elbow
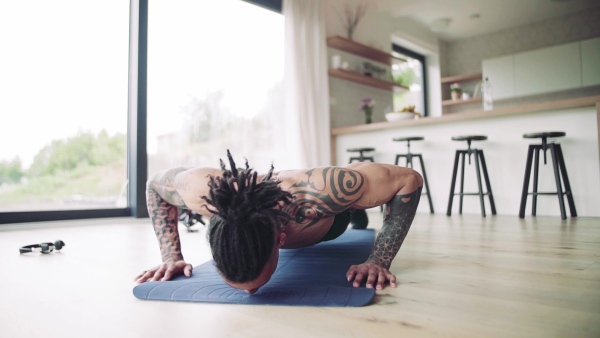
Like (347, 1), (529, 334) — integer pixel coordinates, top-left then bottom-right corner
(406, 169), (423, 190)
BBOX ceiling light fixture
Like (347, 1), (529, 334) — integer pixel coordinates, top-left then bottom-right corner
(430, 18), (452, 33)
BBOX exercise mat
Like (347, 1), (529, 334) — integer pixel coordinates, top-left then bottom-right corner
(133, 229), (376, 307)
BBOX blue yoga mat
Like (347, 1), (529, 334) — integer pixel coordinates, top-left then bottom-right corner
(133, 229), (376, 307)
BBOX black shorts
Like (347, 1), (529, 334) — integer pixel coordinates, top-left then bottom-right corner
(319, 209), (369, 242)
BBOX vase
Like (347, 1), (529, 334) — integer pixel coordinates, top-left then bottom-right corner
(451, 91), (461, 101)
(364, 111), (372, 124)
(347, 26), (354, 40)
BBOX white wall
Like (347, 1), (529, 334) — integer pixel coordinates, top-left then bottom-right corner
(336, 106), (600, 217)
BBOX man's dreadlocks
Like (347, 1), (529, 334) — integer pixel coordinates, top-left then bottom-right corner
(202, 150), (293, 283)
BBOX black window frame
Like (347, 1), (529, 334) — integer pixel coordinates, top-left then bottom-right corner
(392, 44), (429, 117)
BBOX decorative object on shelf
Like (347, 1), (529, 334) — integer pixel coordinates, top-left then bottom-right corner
(385, 111), (417, 122)
(326, 36), (409, 92)
(332, 54), (341, 69)
(360, 97), (375, 124)
(450, 83), (462, 101)
(385, 105), (420, 122)
(362, 61), (387, 79)
(461, 92), (471, 100)
(338, 1), (369, 40)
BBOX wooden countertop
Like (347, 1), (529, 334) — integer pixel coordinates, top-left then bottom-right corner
(331, 95), (600, 136)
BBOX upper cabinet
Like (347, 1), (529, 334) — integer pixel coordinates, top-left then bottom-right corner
(482, 39), (599, 101)
(482, 55), (515, 100)
(514, 42), (581, 97)
(582, 37), (600, 87)
(326, 36), (408, 92)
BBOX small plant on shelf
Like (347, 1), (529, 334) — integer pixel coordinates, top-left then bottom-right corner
(450, 83), (462, 101)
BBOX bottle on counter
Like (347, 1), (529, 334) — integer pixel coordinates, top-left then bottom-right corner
(482, 77), (493, 111)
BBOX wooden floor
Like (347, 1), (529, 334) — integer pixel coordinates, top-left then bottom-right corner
(1, 212), (599, 338)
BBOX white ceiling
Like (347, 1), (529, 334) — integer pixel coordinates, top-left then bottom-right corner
(377, 0), (600, 41)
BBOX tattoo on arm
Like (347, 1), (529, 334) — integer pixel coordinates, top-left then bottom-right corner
(286, 167), (364, 229)
(368, 187), (422, 269)
(148, 167), (189, 208)
(146, 169), (188, 263)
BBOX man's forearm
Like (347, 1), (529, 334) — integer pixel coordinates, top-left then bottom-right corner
(367, 187), (422, 269)
(147, 189), (184, 262)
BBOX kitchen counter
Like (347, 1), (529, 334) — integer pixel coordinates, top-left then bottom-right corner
(332, 95), (600, 136)
(332, 95), (600, 217)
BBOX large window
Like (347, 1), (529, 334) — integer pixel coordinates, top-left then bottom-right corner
(0, 1), (130, 216)
(147, 0), (284, 174)
(391, 45), (428, 117)
(0, 0), (282, 224)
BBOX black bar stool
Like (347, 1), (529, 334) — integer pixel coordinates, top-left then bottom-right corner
(393, 136), (434, 214)
(518, 131), (576, 220)
(447, 135), (497, 217)
(347, 147), (375, 163)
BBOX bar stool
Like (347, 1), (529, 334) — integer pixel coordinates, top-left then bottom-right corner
(393, 136), (434, 213)
(347, 147), (375, 163)
(518, 131), (576, 220)
(447, 135), (497, 217)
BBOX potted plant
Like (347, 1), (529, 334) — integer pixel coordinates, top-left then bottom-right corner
(450, 83), (462, 101)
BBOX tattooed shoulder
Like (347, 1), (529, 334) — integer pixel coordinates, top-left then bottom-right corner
(148, 167), (189, 208)
(285, 167), (365, 230)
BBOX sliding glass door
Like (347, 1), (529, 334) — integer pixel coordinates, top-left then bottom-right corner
(0, 1), (130, 215)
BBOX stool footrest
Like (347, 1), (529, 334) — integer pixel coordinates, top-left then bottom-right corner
(453, 192), (491, 196)
(528, 191), (570, 196)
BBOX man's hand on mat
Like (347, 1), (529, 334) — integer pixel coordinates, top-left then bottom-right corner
(135, 260), (193, 283)
(346, 262), (396, 290)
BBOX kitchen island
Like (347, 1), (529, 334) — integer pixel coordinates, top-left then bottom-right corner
(332, 96), (600, 217)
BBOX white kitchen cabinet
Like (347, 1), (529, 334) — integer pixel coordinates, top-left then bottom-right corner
(482, 55), (515, 100)
(581, 37), (600, 87)
(514, 42), (581, 96)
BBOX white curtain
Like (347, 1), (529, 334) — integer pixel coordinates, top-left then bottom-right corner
(279, 0), (330, 169)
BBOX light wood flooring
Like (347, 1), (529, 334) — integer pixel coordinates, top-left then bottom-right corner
(0, 212), (599, 338)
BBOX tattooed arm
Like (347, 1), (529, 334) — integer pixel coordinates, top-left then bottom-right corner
(345, 163), (423, 290)
(134, 168), (193, 283)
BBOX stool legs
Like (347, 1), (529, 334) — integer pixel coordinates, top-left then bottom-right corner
(519, 143), (577, 220)
(556, 145), (577, 217)
(447, 149), (496, 217)
(396, 154), (434, 214)
(417, 155), (434, 214)
(478, 150), (497, 215)
(519, 146), (534, 218)
(447, 151), (461, 216)
(532, 148), (540, 216)
(550, 145), (567, 219)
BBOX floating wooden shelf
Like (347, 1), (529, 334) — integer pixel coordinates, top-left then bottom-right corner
(442, 97), (483, 106)
(441, 72), (482, 84)
(329, 69), (408, 92)
(327, 36), (405, 65)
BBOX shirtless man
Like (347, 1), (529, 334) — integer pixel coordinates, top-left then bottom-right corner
(135, 150), (423, 294)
